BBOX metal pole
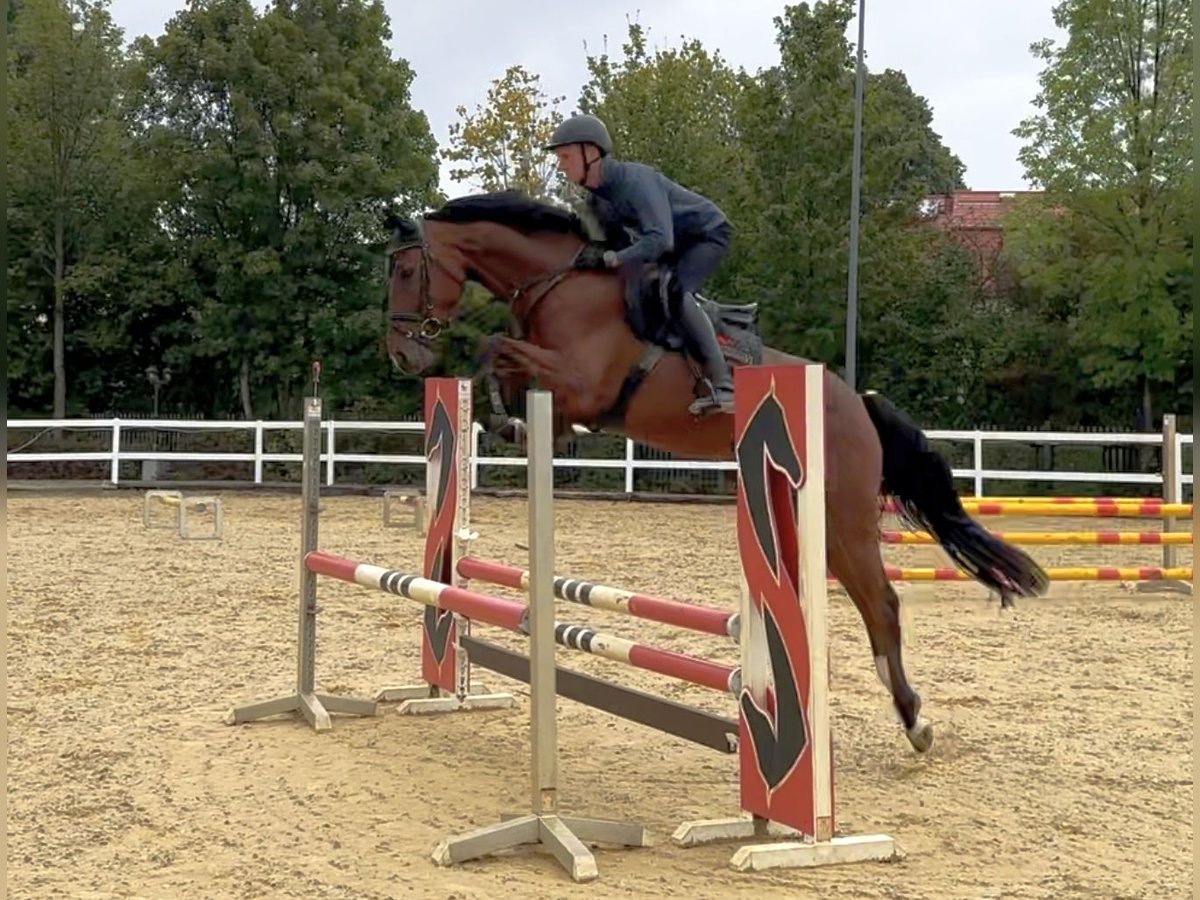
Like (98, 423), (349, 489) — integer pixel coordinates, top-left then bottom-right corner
(298, 395), (322, 695)
(432, 386), (644, 880)
(1160, 414), (1178, 568)
(526, 389), (558, 815)
(845, 0), (866, 391)
(226, 361), (375, 732)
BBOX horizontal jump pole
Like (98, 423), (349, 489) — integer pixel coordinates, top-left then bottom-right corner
(884, 501), (1191, 518)
(460, 635), (738, 754)
(458, 557), (739, 639)
(305, 551), (741, 696)
(305, 550), (529, 632)
(882, 565), (1193, 583)
(957, 496), (1174, 505)
(881, 530), (1193, 546)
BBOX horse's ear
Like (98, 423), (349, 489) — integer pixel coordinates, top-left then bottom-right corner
(383, 211), (421, 243)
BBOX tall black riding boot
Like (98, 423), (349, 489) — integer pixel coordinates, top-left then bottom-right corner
(678, 292), (735, 415)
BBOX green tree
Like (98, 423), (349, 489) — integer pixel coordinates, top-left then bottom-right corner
(574, 8), (975, 421)
(126, 0), (440, 418)
(7, 0), (129, 416)
(1010, 0), (1192, 426)
(443, 64), (566, 200)
(577, 24), (755, 296)
(734, 2), (969, 384)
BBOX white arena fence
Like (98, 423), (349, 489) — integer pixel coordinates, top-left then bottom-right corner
(6, 412), (1192, 502)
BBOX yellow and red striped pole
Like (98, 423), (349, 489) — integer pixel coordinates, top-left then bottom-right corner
(877, 565), (1192, 583)
(884, 500), (1191, 518)
(960, 496), (1167, 504)
(880, 530), (1193, 545)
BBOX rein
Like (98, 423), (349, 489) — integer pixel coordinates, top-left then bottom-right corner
(507, 244), (587, 338)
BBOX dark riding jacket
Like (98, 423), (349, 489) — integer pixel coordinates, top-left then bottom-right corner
(586, 159), (729, 267)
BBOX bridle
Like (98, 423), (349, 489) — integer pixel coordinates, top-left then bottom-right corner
(387, 220), (446, 343)
(386, 212), (595, 427)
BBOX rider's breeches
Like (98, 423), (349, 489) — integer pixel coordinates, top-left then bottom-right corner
(670, 223), (732, 297)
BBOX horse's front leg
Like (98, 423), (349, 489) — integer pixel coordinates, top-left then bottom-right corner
(490, 336), (591, 444)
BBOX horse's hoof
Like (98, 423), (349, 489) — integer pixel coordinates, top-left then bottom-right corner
(906, 718), (933, 753)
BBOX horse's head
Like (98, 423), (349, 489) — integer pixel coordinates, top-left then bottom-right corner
(384, 213), (466, 373)
(385, 192), (598, 373)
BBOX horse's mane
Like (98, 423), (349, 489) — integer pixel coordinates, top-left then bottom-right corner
(426, 190), (588, 239)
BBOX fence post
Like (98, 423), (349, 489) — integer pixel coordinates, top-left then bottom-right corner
(325, 421), (336, 487)
(1179, 433), (1190, 502)
(1161, 414), (1178, 568)
(625, 438), (635, 496)
(471, 422), (482, 490)
(973, 431), (984, 497)
(254, 421), (264, 484)
(110, 420), (122, 485)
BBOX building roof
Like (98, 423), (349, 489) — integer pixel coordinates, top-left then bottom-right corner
(920, 189), (1043, 230)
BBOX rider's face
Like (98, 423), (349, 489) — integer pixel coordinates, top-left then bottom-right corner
(554, 145), (589, 185)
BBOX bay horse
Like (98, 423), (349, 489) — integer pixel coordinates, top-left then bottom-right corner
(384, 190), (1049, 754)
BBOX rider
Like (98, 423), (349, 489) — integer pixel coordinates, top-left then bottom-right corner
(545, 113), (735, 415)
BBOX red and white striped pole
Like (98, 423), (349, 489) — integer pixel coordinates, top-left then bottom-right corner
(306, 551), (740, 696)
(305, 550), (528, 632)
(457, 556), (739, 639)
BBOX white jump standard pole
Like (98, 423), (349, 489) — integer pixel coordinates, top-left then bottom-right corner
(225, 364), (377, 731)
(374, 376), (515, 714)
(431, 389), (647, 881)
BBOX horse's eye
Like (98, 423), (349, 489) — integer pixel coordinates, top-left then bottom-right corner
(399, 266), (415, 279)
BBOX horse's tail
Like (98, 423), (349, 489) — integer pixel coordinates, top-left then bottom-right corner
(861, 392), (1050, 599)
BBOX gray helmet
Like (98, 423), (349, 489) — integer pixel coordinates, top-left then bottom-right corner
(545, 114), (613, 156)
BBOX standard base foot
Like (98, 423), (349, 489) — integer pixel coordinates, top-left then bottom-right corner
(673, 815), (897, 872)
(434, 812), (645, 882)
(731, 833), (899, 871)
(1135, 579), (1191, 596)
(499, 811), (649, 847)
(672, 815), (802, 847)
(225, 691), (378, 731)
(376, 683), (515, 714)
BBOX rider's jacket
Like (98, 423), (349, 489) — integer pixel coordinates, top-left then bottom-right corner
(586, 158), (730, 266)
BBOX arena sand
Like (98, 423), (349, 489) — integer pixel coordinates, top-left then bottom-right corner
(6, 491), (1193, 899)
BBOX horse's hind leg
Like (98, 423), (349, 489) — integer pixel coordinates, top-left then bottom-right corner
(828, 514), (933, 753)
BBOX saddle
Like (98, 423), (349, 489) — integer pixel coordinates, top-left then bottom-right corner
(621, 263), (764, 368)
(486, 243), (766, 437)
(559, 259), (763, 431)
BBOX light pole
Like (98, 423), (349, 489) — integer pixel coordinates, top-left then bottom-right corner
(146, 365), (171, 417)
(145, 365), (171, 482)
(845, 0), (866, 391)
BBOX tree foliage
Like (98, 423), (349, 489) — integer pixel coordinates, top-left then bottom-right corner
(1008, 0), (1192, 425)
(124, 0), (440, 417)
(7, 0), (129, 415)
(443, 64), (566, 201)
(4, 0), (1190, 434)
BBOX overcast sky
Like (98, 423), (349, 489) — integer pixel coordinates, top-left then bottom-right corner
(107, 0), (1063, 197)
